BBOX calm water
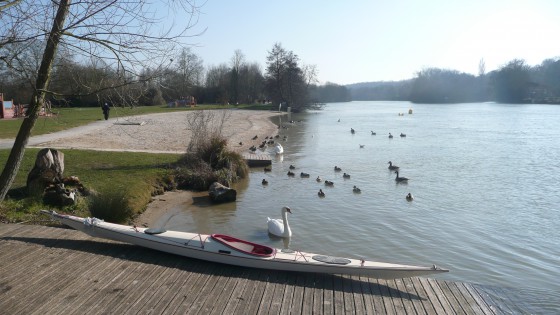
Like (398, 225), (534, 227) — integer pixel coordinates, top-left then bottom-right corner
(160, 101), (560, 312)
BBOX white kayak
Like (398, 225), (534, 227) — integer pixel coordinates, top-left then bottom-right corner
(41, 210), (448, 279)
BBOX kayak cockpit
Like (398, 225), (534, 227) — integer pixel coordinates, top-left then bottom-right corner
(211, 234), (275, 257)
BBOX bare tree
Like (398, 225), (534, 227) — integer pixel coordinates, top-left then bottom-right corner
(0, 0), (204, 203)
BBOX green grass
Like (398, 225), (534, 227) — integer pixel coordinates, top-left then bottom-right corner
(0, 103), (275, 139)
(0, 148), (180, 223)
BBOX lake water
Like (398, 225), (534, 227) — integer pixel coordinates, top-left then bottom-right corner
(161, 101), (560, 312)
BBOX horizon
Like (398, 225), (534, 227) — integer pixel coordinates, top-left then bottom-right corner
(171, 0), (559, 85)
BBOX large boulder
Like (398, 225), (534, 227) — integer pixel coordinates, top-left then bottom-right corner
(208, 182), (237, 203)
(27, 148), (65, 197)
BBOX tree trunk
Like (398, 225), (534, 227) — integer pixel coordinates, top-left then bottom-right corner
(0, 0), (71, 203)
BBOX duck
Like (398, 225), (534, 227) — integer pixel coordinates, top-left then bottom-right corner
(406, 193), (414, 201)
(264, 166), (271, 172)
(316, 176), (322, 182)
(400, 133), (406, 137)
(343, 173), (351, 179)
(262, 179), (268, 185)
(388, 161), (399, 171)
(388, 133), (394, 139)
(334, 166), (342, 172)
(324, 180), (334, 186)
(395, 171), (409, 183)
(287, 171), (295, 176)
(353, 186), (361, 193)
(267, 206), (292, 238)
(289, 165), (296, 170)
(350, 128), (355, 134)
(318, 189), (325, 197)
(359, 144), (365, 148)
(371, 131), (376, 135)
(300, 172), (310, 178)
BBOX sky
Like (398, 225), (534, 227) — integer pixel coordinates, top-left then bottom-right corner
(181, 0), (560, 85)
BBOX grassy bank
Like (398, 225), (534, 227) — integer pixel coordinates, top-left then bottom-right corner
(0, 148), (180, 223)
(0, 104), (274, 139)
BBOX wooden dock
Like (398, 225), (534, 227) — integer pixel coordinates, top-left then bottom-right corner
(243, 153), (272, 167)
(0, 224), (533, 314)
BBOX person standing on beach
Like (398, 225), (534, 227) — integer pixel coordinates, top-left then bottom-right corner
(102, 103), (110, 120)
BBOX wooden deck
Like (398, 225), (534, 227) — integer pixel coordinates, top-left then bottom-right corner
(242, 153), (272, 167)
(0, 224), (533, 314)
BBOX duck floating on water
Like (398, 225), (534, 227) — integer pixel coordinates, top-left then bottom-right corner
(389, 133), (394, 139)
(406, 193), (414, 201)
(395, 171), (409, 183)
(343, 173), (351, 179)
(318, 189), (325, 197)
(371, 131), (376, 135)
(324, 180), (334, 186)
(400, 133), (406, 137)
(287, 171), (295, 176)
(300, 172), (310, 178)
(334, 166), (342, 172)
(350, 128), (355, 134)
(316, 176), (322, 182)
(262, 179), (269, 185)
(289, 165), (296, 170)
(388, 161), (399, 170)
(353, 186), (361, 193)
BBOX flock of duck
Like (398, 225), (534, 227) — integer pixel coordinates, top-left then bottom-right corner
(259, 120), (415, 239)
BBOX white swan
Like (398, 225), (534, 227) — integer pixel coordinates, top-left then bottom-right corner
(267, 206), (292, 238)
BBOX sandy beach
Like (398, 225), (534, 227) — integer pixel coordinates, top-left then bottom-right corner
(24, 109), (284, 226)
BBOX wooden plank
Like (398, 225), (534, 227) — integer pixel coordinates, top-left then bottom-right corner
(266, 270), (289, 315)
(367, 277), (387, 314)
(421, 278), (455, 315)
(358, 276), (375, 315)
(288, 272), (306, 315)
(321, 274), (334, 315)
(377, 279), (397, 315)
(332, 274), (345, 314)
(463, 283), (495, 315)
(55, 245), (143, 314)
(157, 261), (216, 315)
(350, 275), (366, 315)
(102, 252), (183, 315)
(445, 280), (485, 315)
(453, 282), (487, 315)
(195, 266), (239, 315)
(278, 270), (298, 315)
(0, 223), (23, 236)
(312, 273), (326, 314)
(4, 237), (113, 314)
(410, 277), (436, 314)
(240, 269), (269, 315)
(301, 271), (316, 314)
(169, 262), (222, 314)
(402, 277), (427, 315)
(232, 268), (264, 315)
(385, 279), (406, 314)
(393, 278), (417, 315)
(254, 270), (280, 315)
(210, 267), (249, 314)
(39, 245), (143, 315)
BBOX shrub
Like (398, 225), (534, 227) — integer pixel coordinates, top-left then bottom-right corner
(88, 190), (134, 223)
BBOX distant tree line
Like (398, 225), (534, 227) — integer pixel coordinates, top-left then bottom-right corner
(348, 58), (560, 104)
(1, 41), (348, 112)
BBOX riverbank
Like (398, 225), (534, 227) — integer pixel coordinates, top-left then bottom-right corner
(17, 109), (284, 153)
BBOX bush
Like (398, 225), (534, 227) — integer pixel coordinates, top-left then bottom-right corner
(175, 135), (248, 190)
(88, 190), (134, 223)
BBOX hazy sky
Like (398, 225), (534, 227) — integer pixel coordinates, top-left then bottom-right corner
(185, 0), (559, 85)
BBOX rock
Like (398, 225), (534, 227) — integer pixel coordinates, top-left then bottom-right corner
(208, 182), (237, 203)
(27, 148), (65, 197)
(43, 183), (76, 206)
